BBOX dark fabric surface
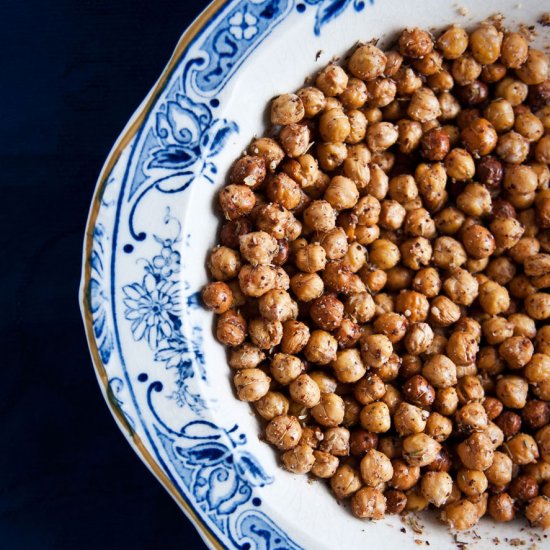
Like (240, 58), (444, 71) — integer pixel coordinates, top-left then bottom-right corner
(0, 1), (211, 548)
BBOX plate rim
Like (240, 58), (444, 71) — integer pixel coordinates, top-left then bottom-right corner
(79, 1), (231, 548)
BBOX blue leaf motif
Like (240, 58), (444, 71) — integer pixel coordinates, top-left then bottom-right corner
(206, 467), (239, 512)
(154, 172), (196, 194)
(201, 118), (239, 157)
(148, 144), (200, 170)
(234, 452), (272, 487)
(217, 483), (251, 515)
(177, 441), (231, 467)
(312, 0), (351, 35)
(179, 420), (226, 440)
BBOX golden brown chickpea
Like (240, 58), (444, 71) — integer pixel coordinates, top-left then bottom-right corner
(290, 272), (324, 302)
(398, 237), (431, 271)
(510, 236), (540, 264)
(310, 450), (339, 479)
(378, 199), (406, 230)
(485, 257), (516, 287)
(469, 24), (502, 64)
(442, 268), (478, 307)
(422, 355), (457, 389)
(367, 77), (397, 108)
(348, 44), (386, 81)
(360, 402), (391, 433)
(394, 402), (429, 436)
(382, 383), (402, 411)
(294, 243), (326, 274)
(478, 280), (510, 316)
(311, 392), (345, 427)
(330, 463), (362, 499)
(385, 489), (407, 514)
(425, 412), (453, 443)
(399, 27), (433, 58)
(281, 443), (315, 474)
(505, 432), (540, 465)
(494, 375), (528, 410)
(315, 64), (349, 96)
(412, 267), (441, 298)
(456, 401), (488, 434)
(279, 123), (310, 158)
(265, 173), (302, 210)
(344, 291), (375, 324)
(354, 373), (386, 406)
(271, 93), (305, 125)
(216, 309), (247, 347)
(404, 208), (436, 239)
(302, 328), (337, 364)
(265, 415), (302, 450)
(451, 53), (482, 86)
(407, 87), (441, 122)
(394, 290), (430, 323)
(515, 110), (544, 142)
(390, 459), (421, 490)
(496, 77), (529, 106)
(229, 343), (266, 371)
(255, 391), (289, 421)
(318, 228), (348, 260)
(404, 322), (434, 356)
(397, 119), (423, 154)
(239, 231), (278, 266)
(421, 471), (453, 507)
(319, 427), (350, 457)
(351, 487), (386, 519)
(524, 496), (550, 529)
(444, 149), (475, 182)
(490, 218), (525, 252)
(297, 86), (326, 118)
(345, 109), (368, 144)
(309, 293), (344, 331)
(202, 281), (233, 314)
(461, 224), (496, 260)
(337, 78), (367, 110)
(498, 336), (534, 370)
(233, 368), (270, 402)
(366, 122), (398, 152)
(402, 433), (441, 467)
(517, 49), (549, 85)
(498, 31), (529, 68)
(412, 50), (443, 76)
(496, 130), (529, 164)
(485, 450), (513, 487)
(429, 296), (461, 327)
(457, 433), (494, 471)
(289, 374), (321, 409)
(437, 26), (469, 59)
(525, 293), (550, 320)
(303, 200), (336, 233)
(461, 117), (498, 157)
(484, 98), (515, 132)
(442, 498), (481, 531)
(318, 108), (350, 143)
(368, 238), (400, 270)
(316, 141), (348, 171)
(331, 348), (366, 384)
(208, 245), (241, 282)
(447, 331), (478, 366)
(536, 135), (550, 164)
(360, 449), (394, 487)
(249, 137), (285, 172)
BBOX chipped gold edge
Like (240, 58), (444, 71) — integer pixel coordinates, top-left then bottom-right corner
(78, 1), (230, 548)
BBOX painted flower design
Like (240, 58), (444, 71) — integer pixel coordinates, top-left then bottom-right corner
(152, 243), (181, 278)
(229, 10), (258, 40)
(123, 273), (180, 347)
(148, 94), (237, 193)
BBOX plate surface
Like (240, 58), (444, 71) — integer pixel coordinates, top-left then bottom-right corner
(80, 1), (548, 548)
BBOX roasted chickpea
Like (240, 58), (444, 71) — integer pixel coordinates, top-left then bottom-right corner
(408, 87), (441, 122)
(311, 392), (345, 427)
(390, 459), (421, 490)
(496, 130), (529, 164)
(297, 86), (326, 118)
(360, 449), (394, 487)
(437, 26), (469, 60)
(281, 443), (315, 474)
(525, 292), (550, 320)
(402, 433), (441, 468)
(265, 415), (302, 450)
(360, 402), (391, 433)
(421, 471), (453, 507)
(412, 267), (441, 298)
(310, 293), (344, 331)
(351, 487), (386, 519)
(271, 94), (305, 125)
(525, 496), (550, 529)
(255, 391), (289, 420)
(303, 200), (336, 232)
(311, 450), (339, 479)
(505, 433), (540, 465)
(331, 464), (362, 499)
(348, 44), (386, 81)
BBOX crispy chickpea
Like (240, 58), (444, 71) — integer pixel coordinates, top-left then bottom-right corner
(294, 243), (326, 274)
(279, 123), (310, 158)
(309, 371), (337, 395)
(457, 433), (494, 471)
(525, 496), (550, 529)
(385, 490), (407, 514)
(496, 130), (530, 164)
(348, 44), (386, 81)
(425, 413), (453, 443)
(350, 429), (378, 457)
(483, 397), (504, 422)
(316, 64), (349, 97)
(281, 443), (315, 474)
(422, 355), (457, 389)
(505, 433), (540, 465)
(239, 231), (278, 266)
(421, 471), (453, 507)
(338, 78), (367, 109)
(430, 296), (461, 327)
(354, 373), (386, 405)
(478, 281), (510, 316)
(408, 87), (441, 122)
(234, 368), (270, 402)
(201, 281), (233, 314)
(216, 310), (247, 347)
(390, 459), (421, 490)
(208, 246), (241, 281)
(499, 31), (529, 68)
(485, 451), (513, 487)
(496, 77), (529, 106)
(399, 27), (433, 58)
(498, 336), (533, 370)
(270, 353), (303, 385)
(484, 99), (515, 133)
(515, 110), (544, 142)
(490, 218), (525, 252)
(525, 293), (550, 320)
(536, 135), (550, 164)
(394, 402), (429, 436)
(442, 499), (481, 531)
(229, 343), (266, 371)
(509, 474), (539, 502)
(510, 237), (540, 264)
(334, 317), (362, 349)
(304, 330), (337, 365)
(469, 24), (502, 65)
(271, 93), (305, 125)
(443, 268), (479, 307)
(311, 450), (339, 478)
(303, 200), (336, 232)
(289, 374), (321, 409)
(331, 464), (362, 499)
(360, 449), (394, 487)
(379, 200), (406, 230)
(366, 122), (398, 152)
(360, 402), (391, 433)
(265, 415), (302, 450)
(360, 333), (393, 369)
(368, 239), (400, 270)
(461, 225), (495, 260)
(309, 293), (344, 331)
(255, 391), (289, 420)
(397, 119), (423, 153)
(402, 374), (435, 407)
(404, 323), (434, 356)
(351, 487), (386, 519)
(311, 392), (345, 427)
(373, 312), (408, 344)
(402, 433), (441, 467)
(456, 402), (488, 434)
(265, 173), (302, 210)
(437, 26), (468, 59)
(517, 49), (549, 85)
(318, 427), (350, 457)
(412, 267), (441, 298)
(447, 331), (478, 366)
(318, 108), (350, 143)
(297, 86), (326, 117)
(367, 77), (397, 108)
(461, 118), (498, 157)
(488, 493), (515, 523)
(249, 137), (284, 172)
(331, 348), (366, 384)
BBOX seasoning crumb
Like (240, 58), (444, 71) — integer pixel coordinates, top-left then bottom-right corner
(455, 5), (469, 16)
(414, 540), (423, 546)
(315, 50), (324, 61)
(518, 23), (536, 41)
(510, 539), (526, 547)
(400, 527), (407, 534)
(539, 12), (550, 26)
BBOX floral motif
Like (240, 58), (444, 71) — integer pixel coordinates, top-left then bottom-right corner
(123, 273), (180, 348)
(122, 210), (206, 412)
(229, 9), (259, 40)
(147, 94), (238, 194)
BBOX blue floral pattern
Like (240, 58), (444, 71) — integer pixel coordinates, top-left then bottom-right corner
(84, 2), (377, 548)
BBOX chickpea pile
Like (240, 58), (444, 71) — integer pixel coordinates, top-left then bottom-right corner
(202, 23), (550, 531)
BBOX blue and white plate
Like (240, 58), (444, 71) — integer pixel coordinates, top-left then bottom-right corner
(80, 1), (547, 547)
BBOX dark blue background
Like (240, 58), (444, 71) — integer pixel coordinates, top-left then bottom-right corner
(1, 1), (210, 548)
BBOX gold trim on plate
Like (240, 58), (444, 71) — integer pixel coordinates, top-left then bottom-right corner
(79, 1), (230, 548)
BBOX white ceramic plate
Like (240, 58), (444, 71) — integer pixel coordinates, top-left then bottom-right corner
(80, 1), (549, 548)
